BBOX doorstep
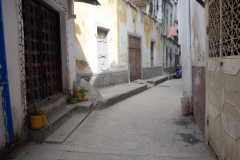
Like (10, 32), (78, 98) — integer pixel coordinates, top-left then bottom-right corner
(145, 76), (168, 86)
(29, 101), (93, 143)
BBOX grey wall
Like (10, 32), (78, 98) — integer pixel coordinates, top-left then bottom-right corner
(76, 70), (128, 89)
(163, 66), (175, 73)
(142, 66), (163, 79)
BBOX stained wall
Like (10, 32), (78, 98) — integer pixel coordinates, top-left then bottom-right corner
(74, 0), (163, 83)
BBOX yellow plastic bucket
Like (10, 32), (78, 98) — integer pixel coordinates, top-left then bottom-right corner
(73, 92), (83, 101)
(29, 111), (47, 129)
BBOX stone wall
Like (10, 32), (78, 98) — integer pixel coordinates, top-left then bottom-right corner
(76, 70), (128, 88)
(142, 66), (162, 79)
(163, 66), (175, 73)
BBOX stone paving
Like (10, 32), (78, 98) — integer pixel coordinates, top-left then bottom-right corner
(11, 79), (217, 160)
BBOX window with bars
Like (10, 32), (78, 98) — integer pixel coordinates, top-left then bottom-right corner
(209, 0), (240, 57)
(23, 0), (62, 105)
(151, 42), (154, 66)
(165, 9), (169, 34)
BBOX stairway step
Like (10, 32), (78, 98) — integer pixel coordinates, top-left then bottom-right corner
(29, 101), (93, 142)
(96, 83), (147, 110)
(146, 76), (168, 86)
(45, 112), (89, 143)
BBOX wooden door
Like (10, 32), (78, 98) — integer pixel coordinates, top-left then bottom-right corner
(129, 36), (141, 81)
(23, 0), (61, 105)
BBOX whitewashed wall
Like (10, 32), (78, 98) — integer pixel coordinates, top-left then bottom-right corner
(190, 0), (205, 66)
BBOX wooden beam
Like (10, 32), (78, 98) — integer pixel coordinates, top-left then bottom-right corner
(196, 0), (205, 8)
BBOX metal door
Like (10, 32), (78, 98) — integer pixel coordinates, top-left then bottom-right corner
(206, 0), (240, 159)
(23, 0), (61, 105)
(129, 36), (141, 81)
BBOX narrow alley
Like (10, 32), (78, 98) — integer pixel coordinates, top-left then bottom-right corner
(10, 79), (216, 160)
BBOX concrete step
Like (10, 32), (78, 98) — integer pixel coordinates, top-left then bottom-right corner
(45, 112), (89, 143)
(145, 76), (168, 86)
(96, 83), (147, 110)
(29, 101), (93, 142)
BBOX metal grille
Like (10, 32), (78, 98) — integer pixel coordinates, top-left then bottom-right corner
(222, 0), (240, 56)
(23, 0), (61, 105)
(209, 0), (220, 57)
(209, 0), (240, 57)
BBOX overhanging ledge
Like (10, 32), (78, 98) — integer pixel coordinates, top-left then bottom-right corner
(196, 0), (205, 8)
(75, 0), (101, 5)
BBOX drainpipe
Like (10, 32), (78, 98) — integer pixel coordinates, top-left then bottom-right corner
(0, 0), (14, 143)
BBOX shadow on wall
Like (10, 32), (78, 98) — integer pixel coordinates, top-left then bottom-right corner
(74, 24), (128, 89)
(75, 23), (93, 75)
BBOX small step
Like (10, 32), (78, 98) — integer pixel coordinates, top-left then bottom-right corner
(96, 83), (147, 110)
(45, 112), (89, 143)
(146, 76), (168, 86)
(29, 101), (93, 142)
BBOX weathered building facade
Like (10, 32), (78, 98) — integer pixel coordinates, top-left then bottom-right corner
(161, 0), (179, 74)
(128, 0), (180, 75)
(0, 0), (98, 157)
(74, 0), (163, 88)
(0, 0), (162, 157)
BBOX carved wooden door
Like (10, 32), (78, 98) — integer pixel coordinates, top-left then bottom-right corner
(23, 0), (61, 105)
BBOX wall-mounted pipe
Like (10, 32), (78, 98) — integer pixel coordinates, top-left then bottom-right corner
(0, 0), (14, 143)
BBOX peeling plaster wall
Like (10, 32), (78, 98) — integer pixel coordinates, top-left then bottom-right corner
(74, 0), (118, 74)
(190, 0), (206, 132)
(0, 0), (76, 151)
(122, 1), (163, 68)
(74, 0), (163, 79)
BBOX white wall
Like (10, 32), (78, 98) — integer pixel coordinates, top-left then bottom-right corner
(2, 0), (24, 147)
(190, 0), (205, 66)
(178, 0), (192, 98)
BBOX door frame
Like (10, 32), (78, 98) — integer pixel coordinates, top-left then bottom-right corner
(127, 32), (142, 80)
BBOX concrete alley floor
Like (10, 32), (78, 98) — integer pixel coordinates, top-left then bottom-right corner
(11, 79), (217, 160)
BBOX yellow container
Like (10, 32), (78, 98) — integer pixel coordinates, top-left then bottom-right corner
(73, 92), (83, 101)
(29, 111), (47, 129)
